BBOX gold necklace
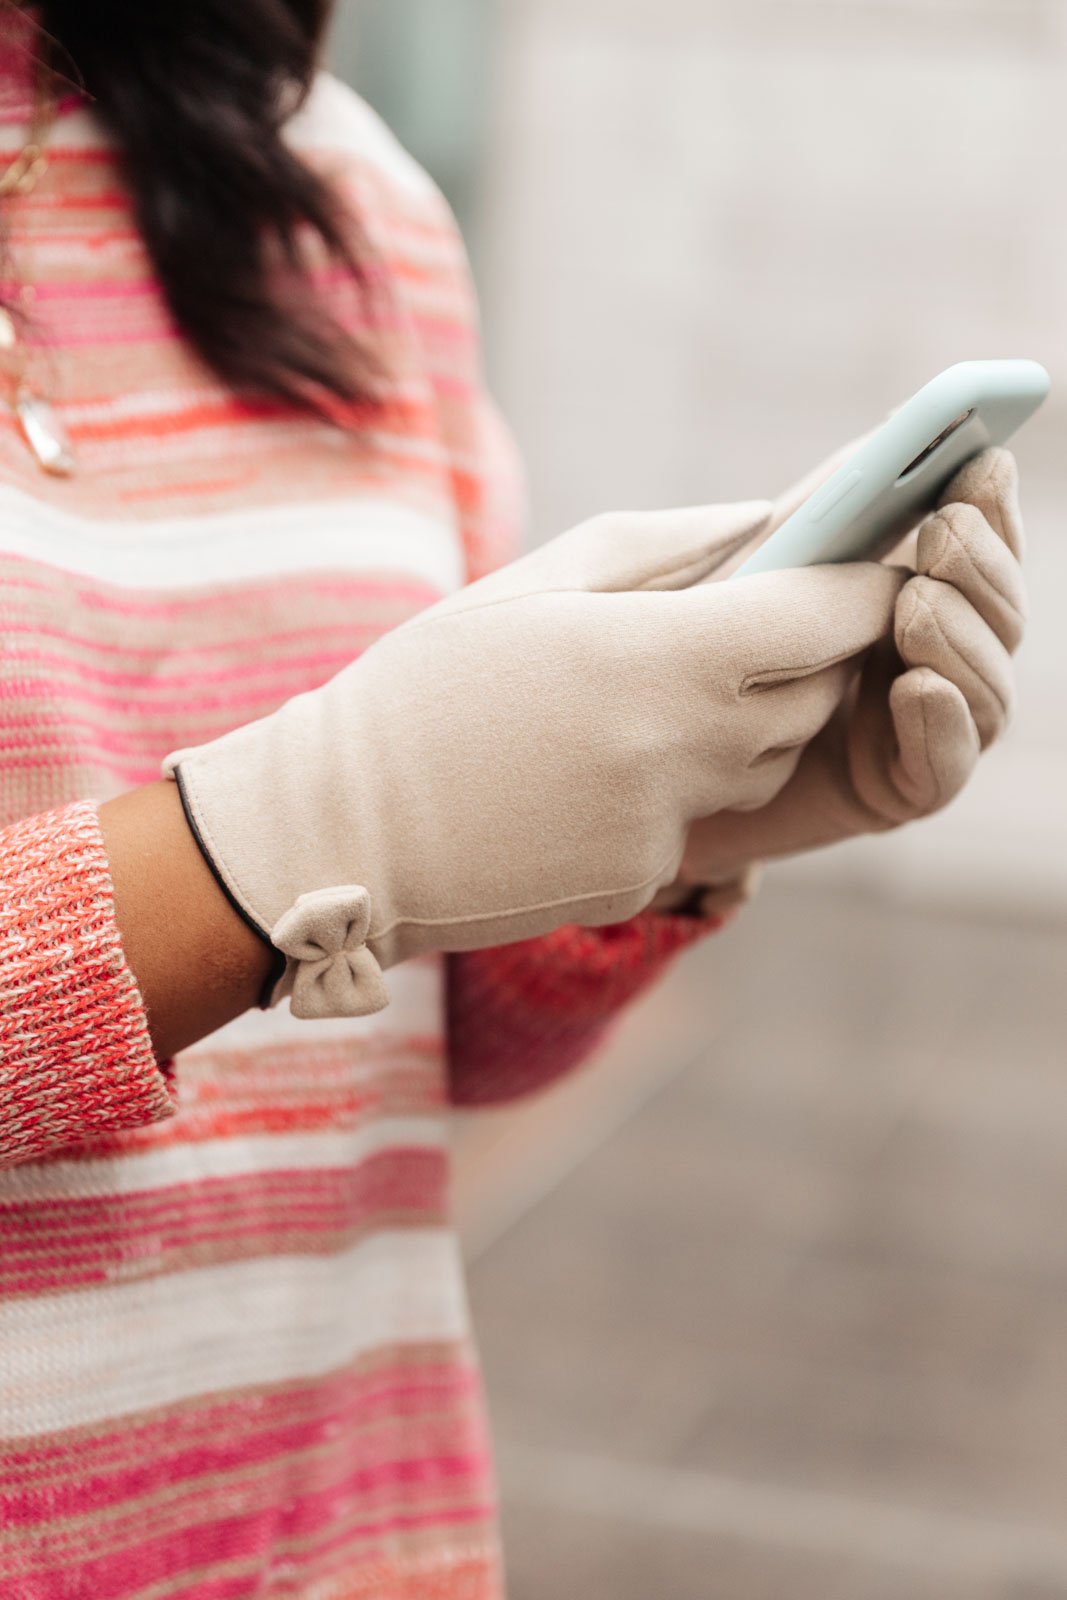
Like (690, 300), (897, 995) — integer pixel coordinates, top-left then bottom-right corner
(0, 44), (76, 477)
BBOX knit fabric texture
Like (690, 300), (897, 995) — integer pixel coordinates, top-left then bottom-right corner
(0, 800), (175, 1166)
(0, 24), (727, 1597)
(448, 911), (723, 1107)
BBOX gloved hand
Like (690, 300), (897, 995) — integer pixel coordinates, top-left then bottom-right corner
(162, 500), (903, 1019)
(653, 447), (1026, 914)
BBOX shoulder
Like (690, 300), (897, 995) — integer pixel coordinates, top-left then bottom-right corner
(285, 72), (445, 211)
(287, 75), (527, 581)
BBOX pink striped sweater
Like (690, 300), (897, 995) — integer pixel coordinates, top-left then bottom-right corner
(0, 25), (726, 1598)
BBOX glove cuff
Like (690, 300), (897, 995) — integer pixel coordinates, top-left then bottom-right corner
(172, 765), (389, 1019)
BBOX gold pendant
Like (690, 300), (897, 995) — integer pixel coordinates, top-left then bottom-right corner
(15, 387), (76, 477)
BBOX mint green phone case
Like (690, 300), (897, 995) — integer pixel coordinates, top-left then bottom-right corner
(735, 360), (1050, 578)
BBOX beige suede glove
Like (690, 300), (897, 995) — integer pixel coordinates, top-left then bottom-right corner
(655, 447), (1026, 912)
(162, 502), (904, 1019)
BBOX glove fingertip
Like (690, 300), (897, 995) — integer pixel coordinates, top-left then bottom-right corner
(890, 667), (979, 812)
(940, 446), (1025, 559)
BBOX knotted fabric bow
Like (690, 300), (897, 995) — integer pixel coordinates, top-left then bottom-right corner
(271, 886), (389, 1020)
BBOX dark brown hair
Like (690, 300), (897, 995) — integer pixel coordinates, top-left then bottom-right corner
(32, 0), (382, 412)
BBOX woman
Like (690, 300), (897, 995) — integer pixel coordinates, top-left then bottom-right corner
(0, 3), (1025, 1595)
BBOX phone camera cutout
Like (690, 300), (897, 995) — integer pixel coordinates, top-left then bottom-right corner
(897, 409), (975, 483)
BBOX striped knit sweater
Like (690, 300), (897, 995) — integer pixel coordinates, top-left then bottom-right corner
(0, 23), (727, 1599)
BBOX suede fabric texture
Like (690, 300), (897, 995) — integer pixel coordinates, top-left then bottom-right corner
(658, 447), (1026, 908)
(162, 501), (904, 1019)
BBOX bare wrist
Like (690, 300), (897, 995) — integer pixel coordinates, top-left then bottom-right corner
(98, 780), (275, 1060)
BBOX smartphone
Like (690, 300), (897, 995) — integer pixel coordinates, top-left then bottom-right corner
(734, 360), (1050, 578)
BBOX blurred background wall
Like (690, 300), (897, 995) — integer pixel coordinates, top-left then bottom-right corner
(331, 5), (1067, 1597)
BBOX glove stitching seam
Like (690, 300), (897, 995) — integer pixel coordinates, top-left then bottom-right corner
(904, 595), (1010, 732)
(915, 670), (947, 811)
(938, 522), (1026, 635)
(366, 846), (686, 946)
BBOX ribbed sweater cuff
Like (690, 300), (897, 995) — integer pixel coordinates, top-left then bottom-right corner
(447, 903), (733, 1108)
(0, 800), (177, 1167)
